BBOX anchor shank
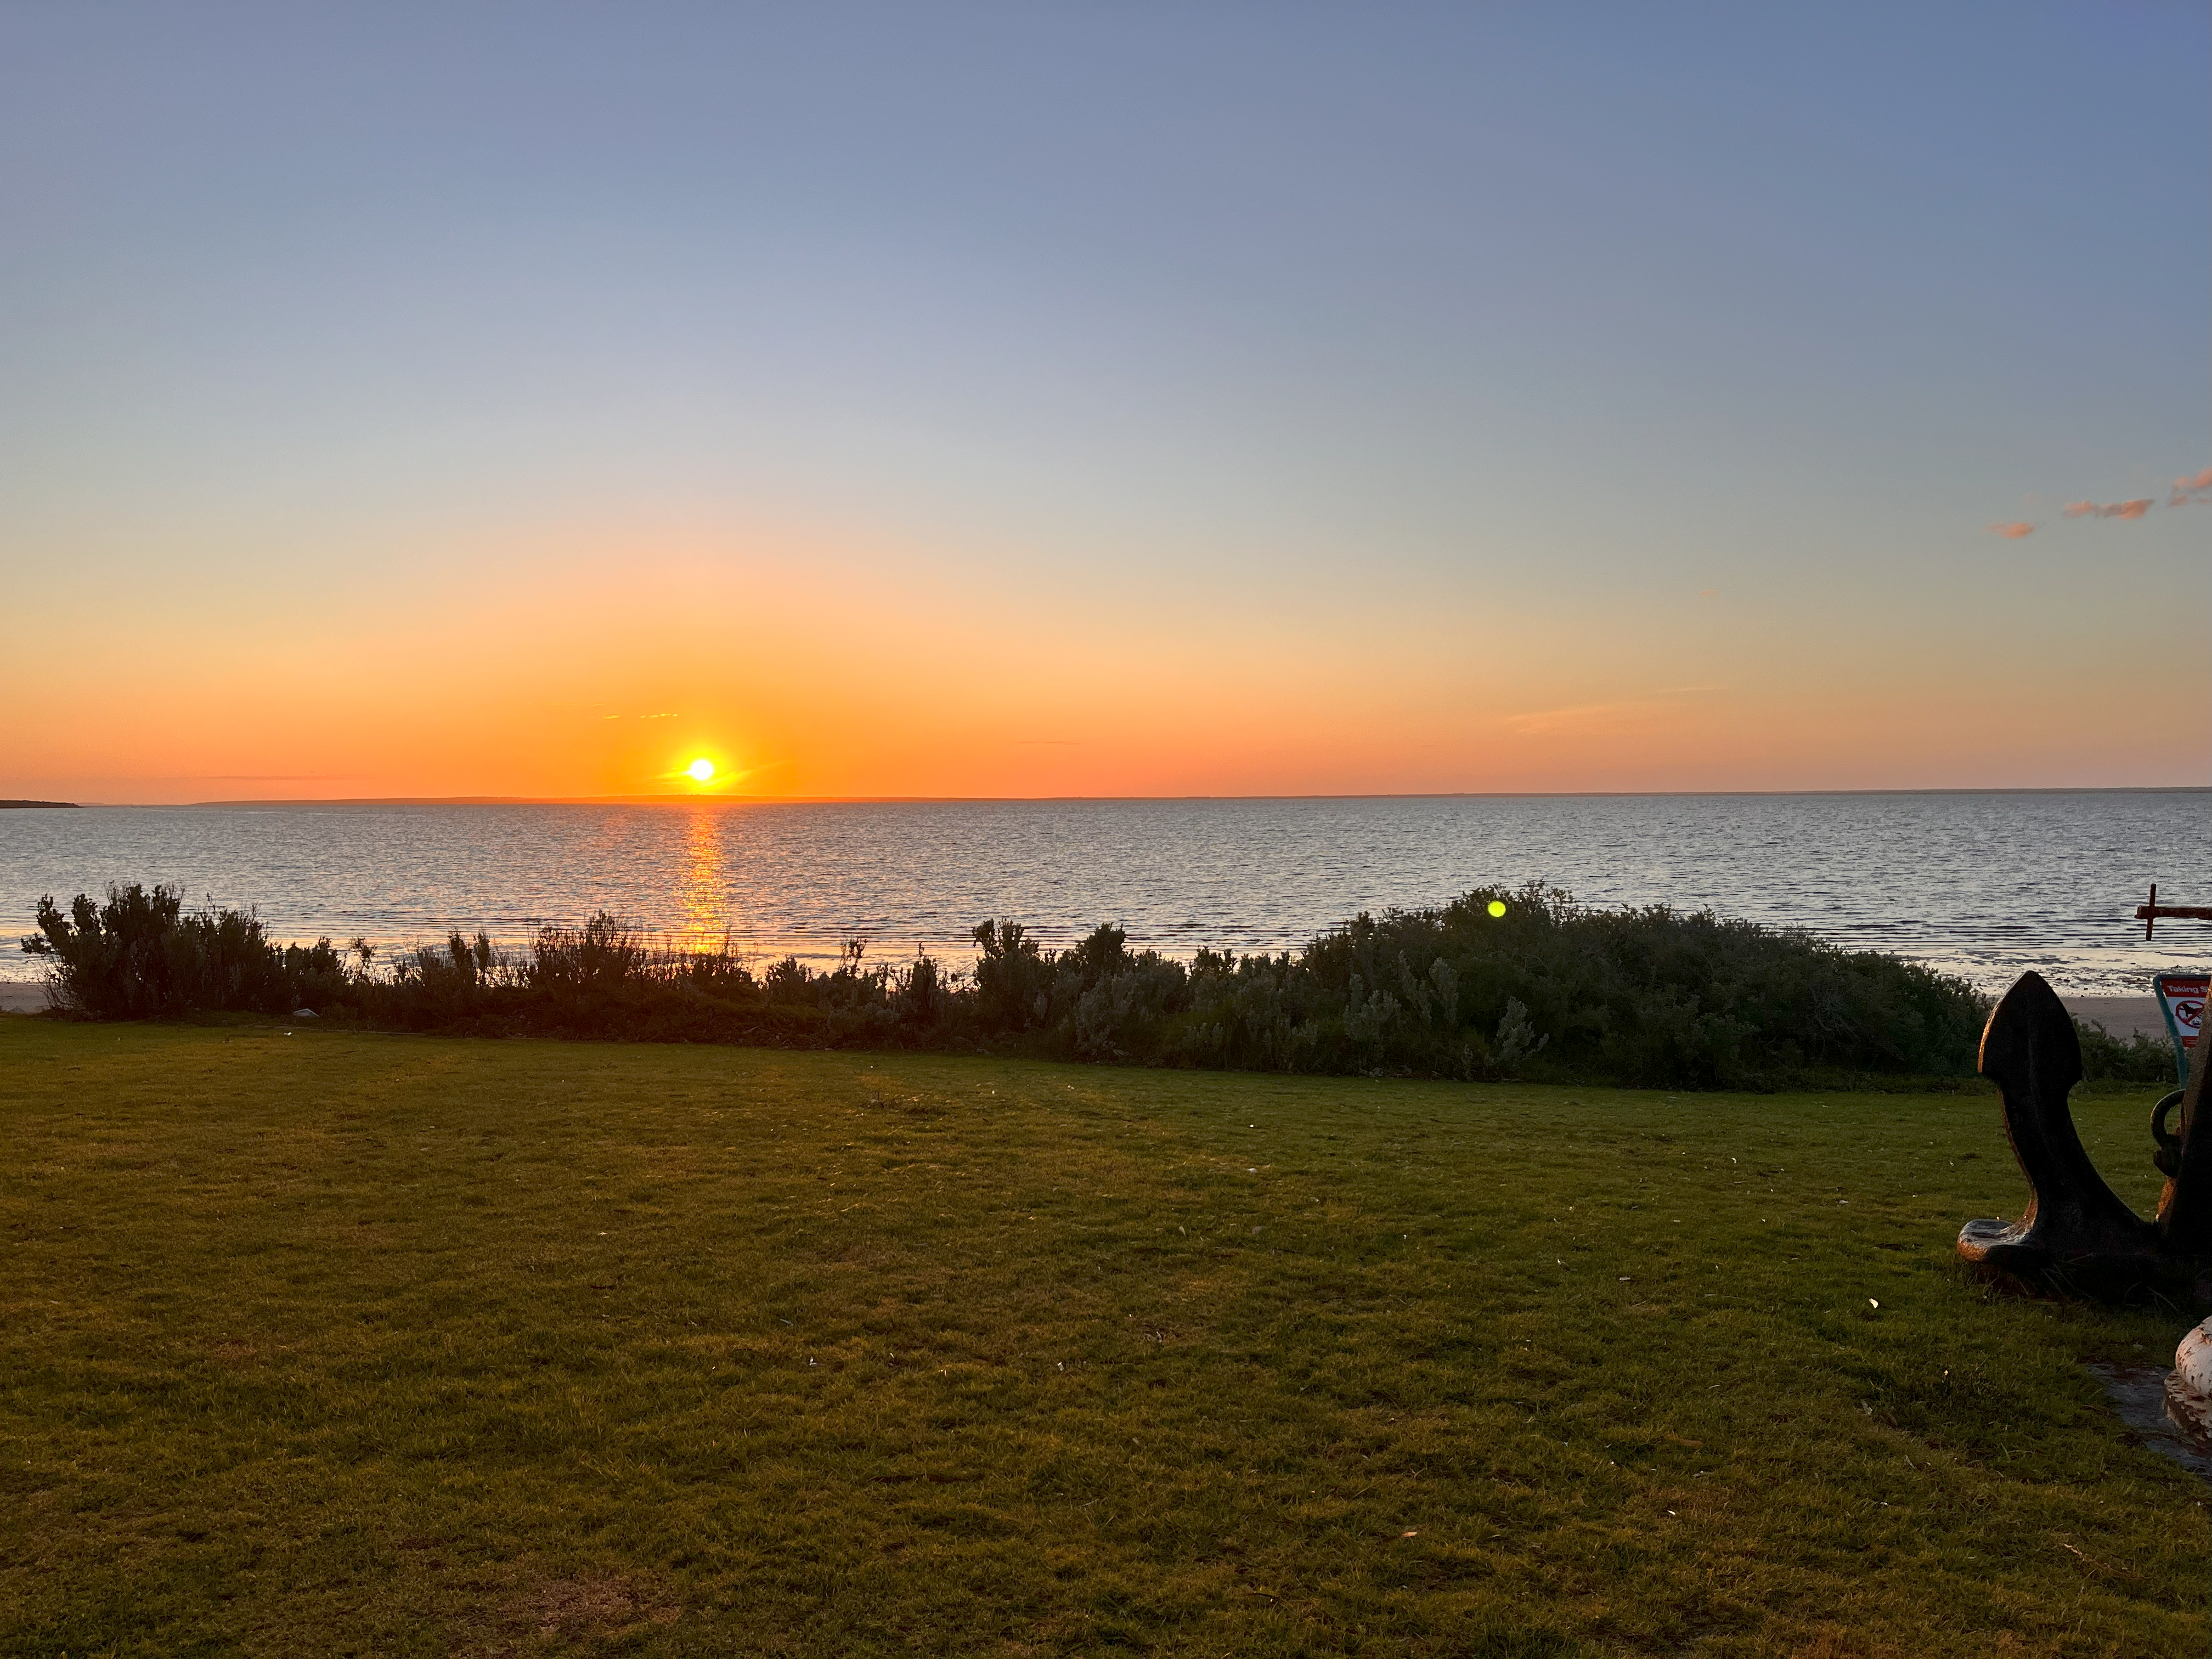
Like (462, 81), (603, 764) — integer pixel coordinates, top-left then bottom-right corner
(1959, 970), (2154, 1271)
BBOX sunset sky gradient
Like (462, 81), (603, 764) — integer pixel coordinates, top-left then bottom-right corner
(3, 3), (2207, 801)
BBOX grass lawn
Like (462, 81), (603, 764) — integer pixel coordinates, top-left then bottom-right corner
(0, 1018), (2204, 1658)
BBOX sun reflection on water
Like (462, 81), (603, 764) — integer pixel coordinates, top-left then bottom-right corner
(679, 809), (729, 949)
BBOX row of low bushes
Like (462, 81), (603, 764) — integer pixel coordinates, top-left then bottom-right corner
(2071, 1019), (2182, 1087)
(15, 879), (2057, 1089)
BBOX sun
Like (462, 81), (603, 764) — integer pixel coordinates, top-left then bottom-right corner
(684, 758), (716, 783)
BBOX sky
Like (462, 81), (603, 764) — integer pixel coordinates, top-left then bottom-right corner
(2, 2), (2206, 802)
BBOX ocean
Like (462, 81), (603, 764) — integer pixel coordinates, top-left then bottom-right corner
(1, 792), (2205, 994)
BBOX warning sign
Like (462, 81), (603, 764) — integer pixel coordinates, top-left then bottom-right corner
(2155, 973), (2208, 1083)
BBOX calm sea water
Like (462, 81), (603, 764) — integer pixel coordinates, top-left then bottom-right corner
(2, 793), (2205, 994)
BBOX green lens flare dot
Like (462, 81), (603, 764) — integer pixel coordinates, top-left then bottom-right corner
(1487, 900), (1508, 918)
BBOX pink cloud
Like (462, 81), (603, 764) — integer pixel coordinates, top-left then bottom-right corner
(2061, 498), (2154, 521)
(1985, 521), (2036, 539)
(2170, 466), (2212, 507)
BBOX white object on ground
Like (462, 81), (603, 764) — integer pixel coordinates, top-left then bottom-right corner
(2167, 1318), (2212, 1446)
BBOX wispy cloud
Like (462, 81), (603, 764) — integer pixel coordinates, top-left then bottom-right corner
(1987, 467), (2204, 534)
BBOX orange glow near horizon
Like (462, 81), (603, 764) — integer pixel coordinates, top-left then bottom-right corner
(1, 514), (2202, 803)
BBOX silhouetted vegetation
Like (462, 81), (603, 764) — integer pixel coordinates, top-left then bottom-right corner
(19, 881), (2011, 1088)
(21, 886), (349, 1018)
(2072, 1018), (2181, 1086)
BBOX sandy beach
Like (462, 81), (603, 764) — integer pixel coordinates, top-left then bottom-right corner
(2064, 996), (2169, 1043)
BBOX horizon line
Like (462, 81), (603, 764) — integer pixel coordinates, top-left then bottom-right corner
(29, 783), (2212, 808)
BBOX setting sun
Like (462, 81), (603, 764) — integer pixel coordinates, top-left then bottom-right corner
(684, 758), (715, 783)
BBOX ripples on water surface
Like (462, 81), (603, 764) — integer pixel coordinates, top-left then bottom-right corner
(1, 793), (2204, 992)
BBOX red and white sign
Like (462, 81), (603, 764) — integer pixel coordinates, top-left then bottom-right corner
(2156, 973), (2207, 1051)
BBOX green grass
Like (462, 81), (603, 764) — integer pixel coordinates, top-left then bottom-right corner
(0, 1018), (2204, 1658)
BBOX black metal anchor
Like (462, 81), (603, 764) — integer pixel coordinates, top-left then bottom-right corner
(1957, 969), (2212, 1279)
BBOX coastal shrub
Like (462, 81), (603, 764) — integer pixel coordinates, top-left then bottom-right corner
(20, 883), (347, 1018)
(971, 920), (1054, 1032)
(360, 930), (516, 1028)
(20, 881), (2004, 1087)
(2073, 1019), (2180, 1085)
(1191, 883), (1987, 1087)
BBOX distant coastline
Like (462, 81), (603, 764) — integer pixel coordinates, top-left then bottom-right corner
(0, 800), (79, 810)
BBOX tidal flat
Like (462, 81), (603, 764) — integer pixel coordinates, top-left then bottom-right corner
(1, 1019), (2203, 1657)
